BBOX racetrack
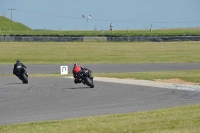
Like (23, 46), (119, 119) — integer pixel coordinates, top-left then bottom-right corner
(2, 63), (200, 74)
(1, 64), (200, 125)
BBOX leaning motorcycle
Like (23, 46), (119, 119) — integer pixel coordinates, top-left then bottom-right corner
(75, 69), (94, 88)
(15, 67), (28, 84)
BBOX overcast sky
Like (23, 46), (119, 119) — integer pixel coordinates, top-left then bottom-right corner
(0, 0), (199, 30)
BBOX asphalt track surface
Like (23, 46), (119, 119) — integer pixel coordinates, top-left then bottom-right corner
(1, 63), (200, 126)
(2, 63), (200, 74)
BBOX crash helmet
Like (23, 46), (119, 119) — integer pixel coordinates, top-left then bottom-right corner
(16, 59), (21, 63)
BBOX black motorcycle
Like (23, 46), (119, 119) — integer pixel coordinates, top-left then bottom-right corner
(74, 68), (94, 88)
(15, 67), (28, 84)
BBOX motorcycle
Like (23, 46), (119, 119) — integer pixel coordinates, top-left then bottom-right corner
(74, 68), (94, 88)
(15, 67), (28, 84)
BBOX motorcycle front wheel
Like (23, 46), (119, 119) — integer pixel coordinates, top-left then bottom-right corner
(22, 73), (28, 84)
(84, 77), (94, 88)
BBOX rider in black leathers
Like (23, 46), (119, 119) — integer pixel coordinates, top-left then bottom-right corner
(13, 59), (27, 80)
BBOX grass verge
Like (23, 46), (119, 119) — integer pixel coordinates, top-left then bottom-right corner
(93, 70), (200, 85)
(0, 104), (200, 133)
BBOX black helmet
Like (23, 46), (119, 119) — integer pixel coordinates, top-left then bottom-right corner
(16, 59), (20, 63)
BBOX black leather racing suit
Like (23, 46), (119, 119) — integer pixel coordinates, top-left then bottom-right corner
(13, 62), (27, 76)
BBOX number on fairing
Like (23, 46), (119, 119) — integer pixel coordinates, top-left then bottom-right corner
(17, 66), (22, 68)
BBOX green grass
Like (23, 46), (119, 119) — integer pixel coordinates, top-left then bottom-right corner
(1, 28), (200, 36)
(0, 16), (31, 32)
(32, 28), (200, 37)
(1, 41), (200, 64)
(93, 70), (200, 84)
(7, 28), (199, 36)
(0, 104), (200, 133)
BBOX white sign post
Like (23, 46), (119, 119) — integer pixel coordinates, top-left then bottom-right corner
(60, 66), (68, 75)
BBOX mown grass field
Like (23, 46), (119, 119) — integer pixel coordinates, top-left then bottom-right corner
(1, 41), (200, 133)
(1, 41), (200, 64)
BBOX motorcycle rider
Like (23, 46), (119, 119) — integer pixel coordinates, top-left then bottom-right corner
(72, 63), (93, 84)
(13, 59), (28, 80)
